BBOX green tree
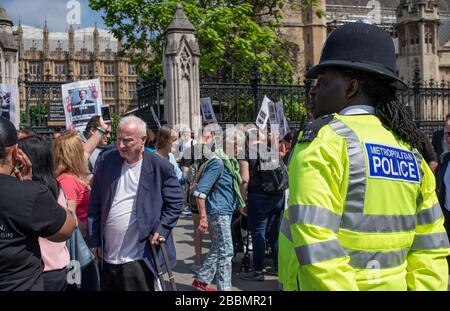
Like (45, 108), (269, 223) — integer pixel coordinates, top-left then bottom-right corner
(89, 0), (322, 81)
(109, 112), (121, 141)
(19, 102), (48, 128)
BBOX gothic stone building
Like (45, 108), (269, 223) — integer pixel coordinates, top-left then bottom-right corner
(14, 22), (138, 115)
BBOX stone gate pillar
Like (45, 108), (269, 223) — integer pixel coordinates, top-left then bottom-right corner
(162, 4), (201, 134)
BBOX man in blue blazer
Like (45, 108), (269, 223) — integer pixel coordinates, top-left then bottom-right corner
(87, 116), (183, 291)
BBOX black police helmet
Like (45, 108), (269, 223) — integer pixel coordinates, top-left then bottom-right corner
(306, 22), (407, 90)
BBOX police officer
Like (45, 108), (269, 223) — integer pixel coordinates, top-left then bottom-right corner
(278, 22), (450, 291)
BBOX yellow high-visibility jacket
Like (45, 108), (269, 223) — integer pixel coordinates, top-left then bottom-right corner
(279, 113), (450, 291)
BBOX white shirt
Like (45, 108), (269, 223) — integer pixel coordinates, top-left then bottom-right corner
(339, 105), (375, 116)
(104, 159), (144, 264)
(444, 163), (450, 212)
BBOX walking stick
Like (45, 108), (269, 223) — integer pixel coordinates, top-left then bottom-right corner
(158, 236), (178, 291)
(150, 242), (167, 291)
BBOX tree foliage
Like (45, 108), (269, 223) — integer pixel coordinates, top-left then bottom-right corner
(20, 102), (48, 128)
(89, 0), (322, 81)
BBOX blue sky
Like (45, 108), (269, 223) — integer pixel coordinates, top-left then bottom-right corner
(3, 0), (106, 31)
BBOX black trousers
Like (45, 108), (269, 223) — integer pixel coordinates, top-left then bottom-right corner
(43, 268), (68, 291)
(100, 260), (155, 291)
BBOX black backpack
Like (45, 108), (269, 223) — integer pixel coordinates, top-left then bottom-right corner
(257, 151), (288, 195)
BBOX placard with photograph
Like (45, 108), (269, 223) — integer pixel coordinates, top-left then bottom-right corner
(0, 84), (18, 128)
(61, 79), (102, 134)
(200, 97), (218, 124)
(268, 100), (278, 127)
(275, 101), (290, 138)
(256, 95), (271, 130)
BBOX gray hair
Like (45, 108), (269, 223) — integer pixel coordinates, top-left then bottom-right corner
(119, 116), (147, 137)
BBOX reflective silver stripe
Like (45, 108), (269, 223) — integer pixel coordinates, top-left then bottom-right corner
(342, 213), (416, 232)
(413, 150), (424, 185)
(288, 205), (341, 233)
(414, 150), (424, 209)
(329, 119), (366, 214)
(280, 217), (292, 242)
(329, 119), (419, 233)
(416, 192), (423, 210)
(295, 240), (347, 265)
(417, 203), (444, 225)
(345, 248), (409, 269)
(411, 233), (450, 250)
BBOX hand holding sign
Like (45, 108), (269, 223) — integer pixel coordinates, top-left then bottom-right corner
(64, 96), (73, 113)
(62, 79), (103, 135)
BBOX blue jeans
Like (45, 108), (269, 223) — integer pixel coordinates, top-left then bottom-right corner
(248, 192), (284, 272)
(197, 214), (233, 291)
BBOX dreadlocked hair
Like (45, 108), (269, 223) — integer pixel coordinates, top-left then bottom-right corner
(347, 71), (424, 151)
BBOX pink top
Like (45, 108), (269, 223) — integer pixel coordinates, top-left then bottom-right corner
(57, 174), (91, 226)
(39, 189), (70, 272)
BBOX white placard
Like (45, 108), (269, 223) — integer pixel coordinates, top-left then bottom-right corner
(268, 100), (278, 127)
(0, 84), (18, 128)
(200, 97), (218, 124)
(61, 79), (103, 134)
(150, 106), (161, 129)
(275, 101), (290, 138)
(256, 95), (271, 130)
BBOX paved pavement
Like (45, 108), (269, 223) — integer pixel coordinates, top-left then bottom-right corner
(168, 214), (279, 291)
(167, 214), (450, 291)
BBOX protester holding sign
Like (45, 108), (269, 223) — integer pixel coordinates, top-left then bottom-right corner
(62, 79), (103, 135)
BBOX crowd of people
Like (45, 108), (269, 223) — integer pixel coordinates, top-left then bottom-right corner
(0, 109), (293, 291)
(1, 22), (450, 291)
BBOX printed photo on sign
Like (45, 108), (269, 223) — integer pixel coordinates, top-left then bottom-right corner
(365, 143), (420, 183)
(256, 95), (271, 130)
(268, 100), (277, 126)
(0, 84), (18, 128)
(275, 101), (290, 138)
(256, 110), (267, 127)
(62, 79), (103, 134)
(200, 97), (218, 124)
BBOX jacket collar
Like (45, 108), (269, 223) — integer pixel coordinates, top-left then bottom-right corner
(339, 105), (375, 115)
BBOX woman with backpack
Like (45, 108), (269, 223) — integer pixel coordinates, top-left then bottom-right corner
(239, 127), (287, 281)
(191, 128), (244, 291)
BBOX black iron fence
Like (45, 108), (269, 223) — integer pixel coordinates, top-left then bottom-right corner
(124, 76), (161, 130)
(134, 68), (450, 139)
(200, 78), (311, 130)
(134, 67), (313, 130)
(23, 81), (65, 127)
(398, 82), (450, 138)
